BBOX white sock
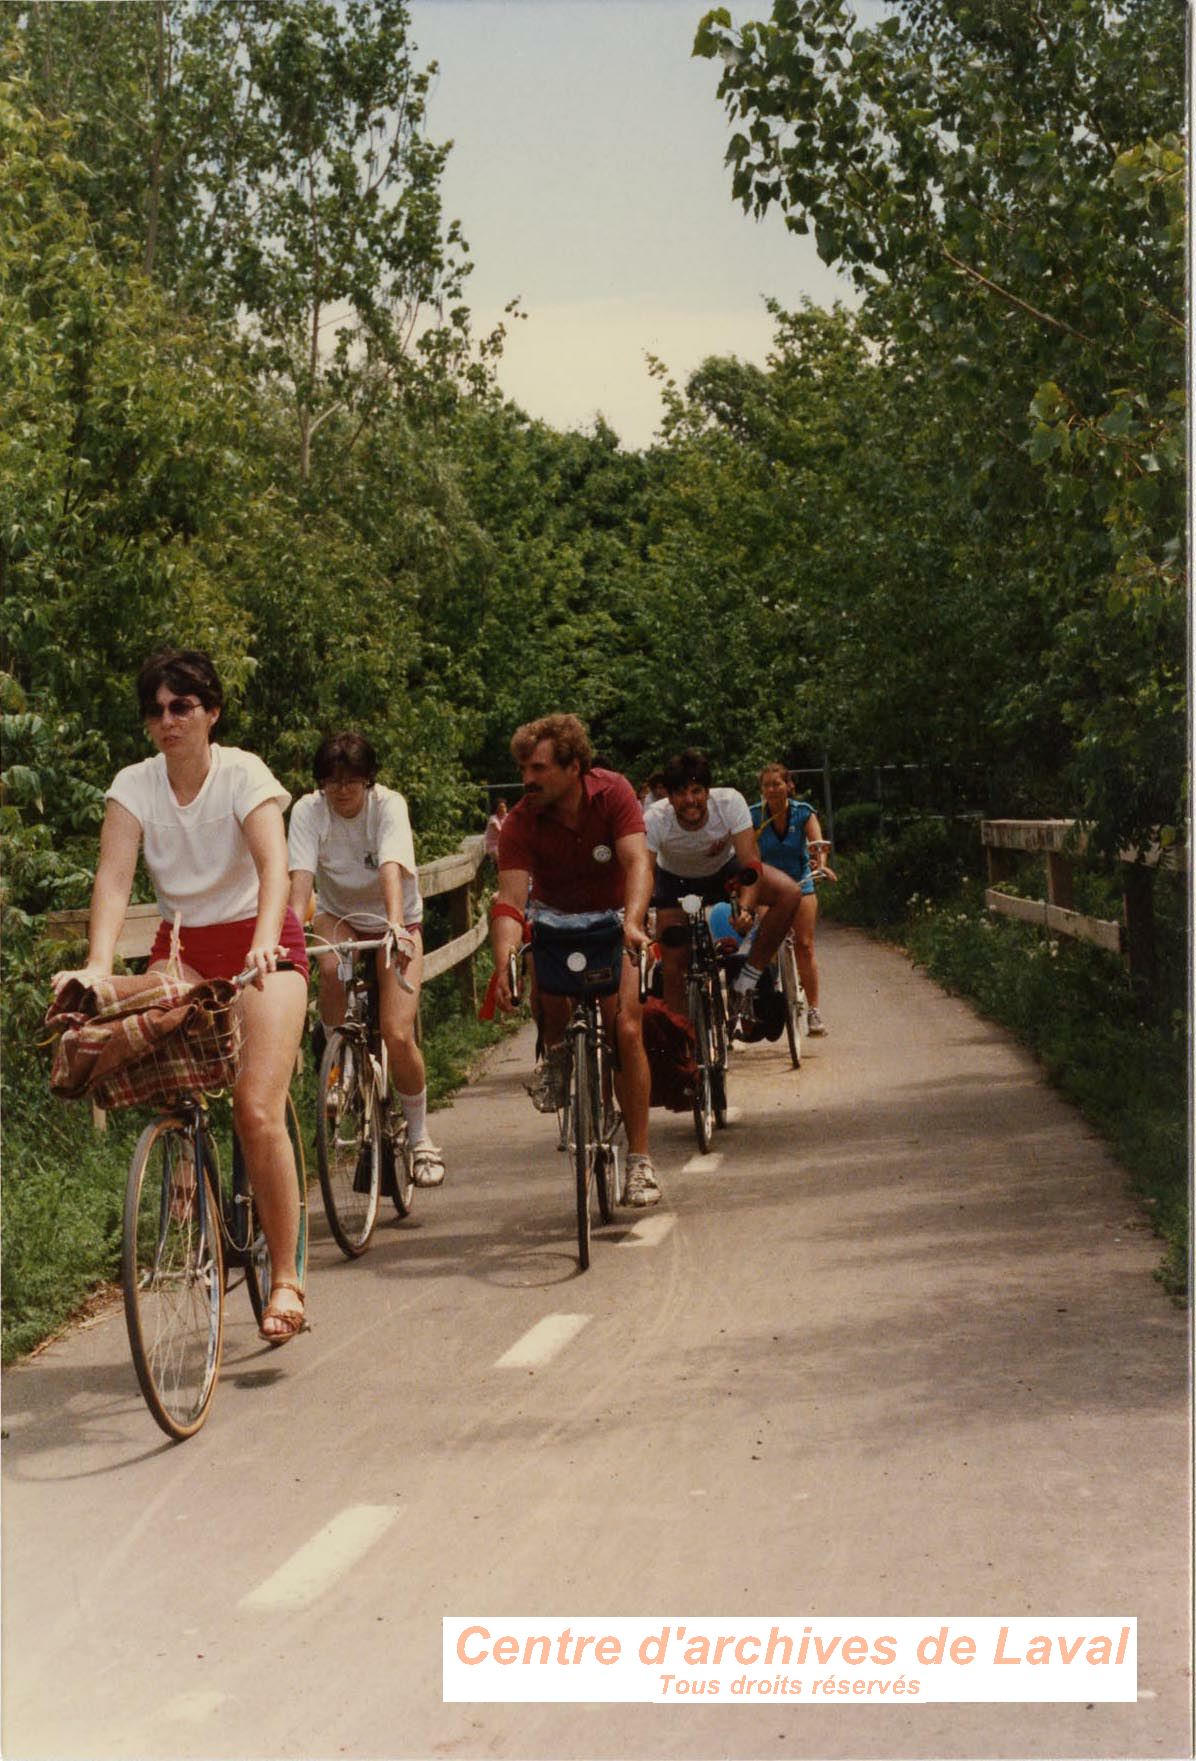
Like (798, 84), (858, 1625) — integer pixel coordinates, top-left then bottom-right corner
(733, 962), (763, 995)
(398, 1088), (428, 1144)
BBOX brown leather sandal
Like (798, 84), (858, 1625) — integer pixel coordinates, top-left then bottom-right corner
(258, 1280), (307, 1345)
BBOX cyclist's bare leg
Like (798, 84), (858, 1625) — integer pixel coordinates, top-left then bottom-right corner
(233, 971), (308, 1323)
(601, 954), (650, 1156)
(537, 990), (571, 1054)
(744, 866), (802, 970)
(793, 890), (820, 1009)
(310, 910), (353, 1027)
(376, 930), (425, 1094)
(653, 905), (688, 1015)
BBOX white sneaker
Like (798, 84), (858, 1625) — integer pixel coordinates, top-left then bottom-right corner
(525, 1044), (570, 1112)
(806, 1007), (827, 1035)
(411, 1141), (446, 1186)
(625, 1154), (662, 1207)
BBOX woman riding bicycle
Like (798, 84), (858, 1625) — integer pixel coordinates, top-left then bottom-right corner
(750, 763), (836, 1035)
(50, 648), (311, 1342)
(287, 732), (446, 1189)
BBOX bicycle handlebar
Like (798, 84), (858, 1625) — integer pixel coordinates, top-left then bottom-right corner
(633, 942), (649, 1005)
(507, 942), (647, 1006)
(232, 958), (298, 988)
(304, 930), (416, 993)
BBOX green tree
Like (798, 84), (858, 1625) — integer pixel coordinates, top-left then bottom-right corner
(694, 0), (1186, 848)
(13, 0), (476, 479)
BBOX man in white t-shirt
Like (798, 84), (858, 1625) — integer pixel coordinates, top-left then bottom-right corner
(645, 748), (803, 1018)
(288, 732), (446, 1188)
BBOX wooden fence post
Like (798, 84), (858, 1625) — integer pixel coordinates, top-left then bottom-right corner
(1122, 863), (1158, 994)
(985, 844), (1018, 887)
(450, 877), (477, 1014)
(1045, 852), (1074, 910)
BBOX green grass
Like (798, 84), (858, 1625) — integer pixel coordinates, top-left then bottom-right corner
(1, 1099), (141, 1362)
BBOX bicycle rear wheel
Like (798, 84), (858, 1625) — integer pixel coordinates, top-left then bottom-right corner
(246, 1092), (310, 1317)
(381, 1085), (416, 1217)
(123, 1116), (224, 1442)
(316, 1029), (380, 1257)
(570, 1024), (597, 1270)
(779, 940), (803, 1070)
(688, 981), (715, 1153)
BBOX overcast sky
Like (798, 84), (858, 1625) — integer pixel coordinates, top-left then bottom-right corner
(407, 0), (860, 448)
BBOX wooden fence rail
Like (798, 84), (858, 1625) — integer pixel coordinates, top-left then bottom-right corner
(980, 818), (1178, 989)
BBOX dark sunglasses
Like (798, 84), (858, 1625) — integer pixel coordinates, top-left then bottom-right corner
(144, 698), (203, 721)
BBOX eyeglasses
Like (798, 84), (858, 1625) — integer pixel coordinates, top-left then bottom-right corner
(144, 698), (203, 721)
(321, 776), (368, 793)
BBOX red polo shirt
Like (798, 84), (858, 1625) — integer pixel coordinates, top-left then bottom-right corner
(498, 768), (644, 912)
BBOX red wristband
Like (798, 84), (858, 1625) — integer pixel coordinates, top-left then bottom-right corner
(489, 900), (526, 926)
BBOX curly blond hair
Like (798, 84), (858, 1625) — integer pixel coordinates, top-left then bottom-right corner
(510, 714), (593, 773)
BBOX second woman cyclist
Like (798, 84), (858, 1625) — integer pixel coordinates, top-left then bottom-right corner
(287, 733), (447, 1188)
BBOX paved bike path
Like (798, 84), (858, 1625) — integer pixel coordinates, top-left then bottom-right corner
(1, 922), (1190, 1760)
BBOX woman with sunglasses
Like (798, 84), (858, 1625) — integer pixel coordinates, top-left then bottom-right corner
(286, 732), (446, 1189)
(50, 648), (311, 1342)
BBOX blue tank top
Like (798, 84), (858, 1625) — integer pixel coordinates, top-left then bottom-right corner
(750, 798), (813, 883)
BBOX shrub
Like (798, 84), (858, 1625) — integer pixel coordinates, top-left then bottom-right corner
(825, 815), (972, 926)
(830, 800), (883, 850)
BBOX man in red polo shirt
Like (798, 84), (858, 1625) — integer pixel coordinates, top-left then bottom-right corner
(489, 713), (660, 1206)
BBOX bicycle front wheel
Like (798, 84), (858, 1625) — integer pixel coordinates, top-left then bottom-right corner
(123, 1116), (224, 1442)
(316, 1029), (380, 1257)
(382, 1086), (415, 1218)
(780, 941), (802, 1070)
(688, 981), (715, 1153)
(570, 1025), (598, 1270)
(246, 1091), (311, 1318)
(593, 1029), (621, 1224)
(710, 977), (729, 1128)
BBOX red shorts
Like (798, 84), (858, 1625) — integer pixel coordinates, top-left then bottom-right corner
(148, 909), (310, 982)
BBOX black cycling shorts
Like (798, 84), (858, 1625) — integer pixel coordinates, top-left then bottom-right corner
(651, 859), (739, 910)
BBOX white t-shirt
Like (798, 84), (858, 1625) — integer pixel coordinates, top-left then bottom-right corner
(644, 787), (754, 877)
(105, 745), (290, 926)
(287, 784), (422, 928)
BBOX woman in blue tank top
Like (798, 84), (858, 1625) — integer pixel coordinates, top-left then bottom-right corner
(749, 764), (835, 1033)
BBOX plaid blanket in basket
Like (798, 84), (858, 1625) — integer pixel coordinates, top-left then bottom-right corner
(45, 972), (242, 1110)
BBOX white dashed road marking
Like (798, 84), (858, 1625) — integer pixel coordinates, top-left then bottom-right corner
(681, 1152), (723, 1174)
(624, 1213), (677, 1248)
(163, 1691), (229, 1723)
(495, 1313), (591, 1368)
(239, 1506), (398, 1612)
